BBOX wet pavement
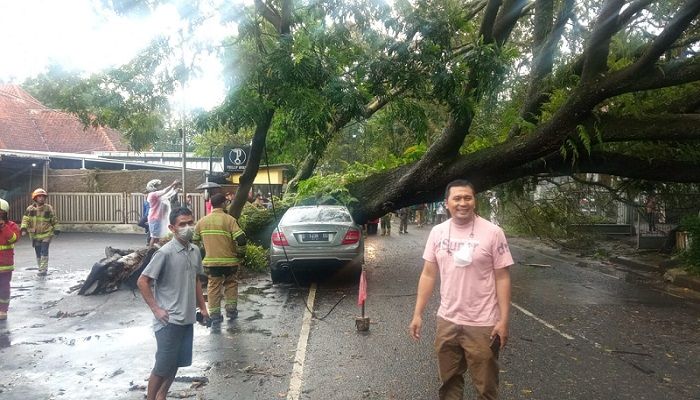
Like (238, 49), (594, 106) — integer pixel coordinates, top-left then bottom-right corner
(1, 228), (699, 399)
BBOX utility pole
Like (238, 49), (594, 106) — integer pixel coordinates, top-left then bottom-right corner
(181, 128), (187, 202)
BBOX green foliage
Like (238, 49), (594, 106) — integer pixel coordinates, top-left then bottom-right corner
(22, 38), (177, 151)
(296, 175), (359, 208)
(238, 199), (294, 246)
(498, 179), (607, 250)
(679, 215), (700, 275)
(192, 124), (252, 157)
(243, 243), (269, 273)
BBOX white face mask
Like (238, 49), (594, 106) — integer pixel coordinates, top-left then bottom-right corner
(176, 225), (195, 242)
(453, 239), (479, 267)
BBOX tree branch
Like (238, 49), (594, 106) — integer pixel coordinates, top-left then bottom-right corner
(593, 114), (700, 142)
(510, 0), (573, 137)
(609, 57), (700, 94)
(581, 0), (625, 82)
(254, 0), (281, 32)
(616, 0), (656, 30)
(493, 0), (531, 46)
(551, 151), (700, 182)
(229, 109), (275, 218)
(280, 0), (293, 34)
(489, 150), (700, 190)
(627, 0), (700, 75)
(479, 0), (503, 44)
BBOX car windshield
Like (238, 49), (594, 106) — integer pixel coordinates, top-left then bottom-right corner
(282, 207), (352, 223)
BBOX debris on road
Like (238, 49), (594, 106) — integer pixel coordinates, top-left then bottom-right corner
(78, 246), (156, 295)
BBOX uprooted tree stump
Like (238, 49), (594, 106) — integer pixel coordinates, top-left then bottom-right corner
(78, 246), (157, 296)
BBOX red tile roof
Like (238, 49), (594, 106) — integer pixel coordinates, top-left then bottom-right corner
(0, 84), (129, 153)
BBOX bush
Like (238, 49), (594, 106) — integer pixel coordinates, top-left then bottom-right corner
(238, 197), (294, 247)
(244, 243), (269, 273)
(679, 215), (700, 275)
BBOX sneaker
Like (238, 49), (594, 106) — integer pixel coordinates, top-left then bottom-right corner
(0, 312), (6, 320)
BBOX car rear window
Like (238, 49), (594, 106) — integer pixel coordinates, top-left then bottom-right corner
(282, 207), (352, 223)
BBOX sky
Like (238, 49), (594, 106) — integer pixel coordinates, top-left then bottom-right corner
(0, 0), (230, 111)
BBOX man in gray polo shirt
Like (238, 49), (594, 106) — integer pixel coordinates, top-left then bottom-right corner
(138, 207), (209, 400)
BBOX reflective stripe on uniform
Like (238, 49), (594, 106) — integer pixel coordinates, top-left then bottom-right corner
(203, 257), (241, 264)
(32, 231), (54, 240)
(200, 229), (232, 236)
(0, 244), (14, 250)
(0, 265), (14, 272)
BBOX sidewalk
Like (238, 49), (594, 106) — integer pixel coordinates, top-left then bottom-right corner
(512, 234), (700, 299)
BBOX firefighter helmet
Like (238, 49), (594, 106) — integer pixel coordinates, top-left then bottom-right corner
(32, 188), (48, 199)
(0, 198), (8, 212)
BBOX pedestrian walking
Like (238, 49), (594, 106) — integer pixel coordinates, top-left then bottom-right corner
(0, 198), (20, 320)
(414, 203), (426, 228)
(20, 188), (59, 276)
(645, 193), (657, 232)
(409, 180), (514, 400)
(193, 193), (247, 324)
(436, 202), (447, 224)
(146, 179), (181, 246)
(488, 191), (500, 226)
(380, 213), (392, 236)
(398, 208), (409, 234)
(137, 207), (209, 400)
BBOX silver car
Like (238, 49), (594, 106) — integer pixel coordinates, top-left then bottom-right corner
(269, 205), (364, 283)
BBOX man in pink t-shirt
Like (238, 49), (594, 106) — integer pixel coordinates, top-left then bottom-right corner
(410, 180), (513, 400)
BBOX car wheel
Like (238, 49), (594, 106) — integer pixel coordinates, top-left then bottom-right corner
(270, 265), (290, 284)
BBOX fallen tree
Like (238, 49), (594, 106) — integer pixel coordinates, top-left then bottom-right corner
(78, 246), (155, 296)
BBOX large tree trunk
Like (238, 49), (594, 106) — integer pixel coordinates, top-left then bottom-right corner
(229, 109), (274, 218)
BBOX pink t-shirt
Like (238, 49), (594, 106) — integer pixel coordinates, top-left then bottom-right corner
(422, 216), (514, 326)
(147, 187), (176, 222)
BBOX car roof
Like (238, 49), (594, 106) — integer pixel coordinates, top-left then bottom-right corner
(288, 205), (348, 210)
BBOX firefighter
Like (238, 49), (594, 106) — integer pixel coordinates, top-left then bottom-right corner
(21, 188), (59, 276)
(193, 193), (247, 325)
(380, 213), (392, 236)
(0, 198), (20, 320)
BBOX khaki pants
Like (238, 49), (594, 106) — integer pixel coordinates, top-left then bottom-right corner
(205, 266), (238, 317)
(435, 317), (499, 400)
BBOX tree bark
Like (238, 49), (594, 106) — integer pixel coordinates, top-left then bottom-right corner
(229, 109), (275, 218)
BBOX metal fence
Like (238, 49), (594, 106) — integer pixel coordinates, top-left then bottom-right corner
(9, 192), (205, 224)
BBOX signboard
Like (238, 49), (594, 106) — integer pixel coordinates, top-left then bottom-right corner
(223, 146), (250, 173)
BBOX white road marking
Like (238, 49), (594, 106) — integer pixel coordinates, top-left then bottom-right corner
(287, 282), (317, 400)
(512, 302), (575, 340)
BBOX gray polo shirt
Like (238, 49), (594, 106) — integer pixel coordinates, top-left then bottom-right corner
(142, 238), (203, 331)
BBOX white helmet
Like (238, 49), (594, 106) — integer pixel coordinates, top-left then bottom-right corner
(0, 198), (8, 212)
(146, 179), (162, 192)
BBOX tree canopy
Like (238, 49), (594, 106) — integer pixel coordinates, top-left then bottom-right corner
(21, 0), (700, 221)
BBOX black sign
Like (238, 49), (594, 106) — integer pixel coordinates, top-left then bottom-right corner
(223, 146), (250, 172)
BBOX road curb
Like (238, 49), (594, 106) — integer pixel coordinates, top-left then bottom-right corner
(609, 256), (661, 273)
(609, 256), (700, 293)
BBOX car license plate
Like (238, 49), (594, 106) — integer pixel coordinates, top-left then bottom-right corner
(302, 233), (328, 241)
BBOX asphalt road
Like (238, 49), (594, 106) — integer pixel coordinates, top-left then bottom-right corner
(1, 223), (699, 399)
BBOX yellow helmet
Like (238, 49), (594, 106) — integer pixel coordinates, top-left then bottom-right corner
(0, 198), (8, 212)
(32, 188), (48, 200)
